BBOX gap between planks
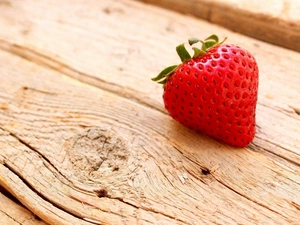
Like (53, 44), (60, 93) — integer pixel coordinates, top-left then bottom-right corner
(135, 0), (300, 52)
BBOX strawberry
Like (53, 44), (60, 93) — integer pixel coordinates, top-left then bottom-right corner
(152, 35), (259, 147)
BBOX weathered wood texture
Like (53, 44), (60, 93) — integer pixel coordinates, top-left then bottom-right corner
(0, 190), (48, 225)
(0, 0), (300, 224)
(136, 0), (300, 52)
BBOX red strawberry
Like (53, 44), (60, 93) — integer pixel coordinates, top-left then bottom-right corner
(152, 35), (259, 147)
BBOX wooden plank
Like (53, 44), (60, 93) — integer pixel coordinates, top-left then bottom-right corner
(0, 48), (300, 224)
(0, 0), (299, 224)
(0, 191), (48, 225)
(136, 0), (300, 52)
(0, 0), (299, 168)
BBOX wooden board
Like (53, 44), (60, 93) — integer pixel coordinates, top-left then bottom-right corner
(0, 190), (48, 225)
(0, 0), (300, 224)
(136, 0), (300, 52)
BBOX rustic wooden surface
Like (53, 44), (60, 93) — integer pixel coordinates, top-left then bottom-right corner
(0, 190), (47, 225)
(0, 0), (300, 224)
(137, 0), (300, 52)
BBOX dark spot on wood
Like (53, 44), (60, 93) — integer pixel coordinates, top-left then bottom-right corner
(103, 7), (111, 14)
(94, 188), (108, 198)
(113, 165), (119, 171)
(34, 214), (42, 220)
(103, 6), (124, 14)
(201, 168), (210, 175)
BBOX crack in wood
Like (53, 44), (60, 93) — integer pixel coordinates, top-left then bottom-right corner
(70, 190), (188, 224)
(261, 138), (300, 158)
(3, 127), (180, 224)
(93, 188), (139, 211)
(108, 196), (139, 210)
(82, 217), (102, 225)
(291, 201), (300, 211)
(0, 39), (165, 115)
(0, 210), (22, 224)
(2, 127), (190, 224)
(258, 101), (300, 119)
(0, 183), (22, 205)
(173, 146), (214, 176)
(213, 177), (289, 220)
(22, 86), (58, 96)
(249, 140), (300, 168)
(0, 127), (99, 224)
(1, 162), (89, 223)
(4, 128), (74, 186)
(289, 105), (300, 116)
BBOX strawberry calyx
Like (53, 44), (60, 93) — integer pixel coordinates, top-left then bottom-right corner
(152, 34), (227, 87)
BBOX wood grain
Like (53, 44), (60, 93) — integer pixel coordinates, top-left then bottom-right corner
(0, 191), (48, 225)
(0, 0), (299, 224)
(136, 0), (300, 52)
(0, 0), (299, 168)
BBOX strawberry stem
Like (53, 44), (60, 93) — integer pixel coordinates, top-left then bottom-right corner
(152, 34), (227, 87)
(188, 34), (227, 52)
(192, 47), (206, 58)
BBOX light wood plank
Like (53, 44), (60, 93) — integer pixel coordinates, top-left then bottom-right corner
(0, 0), (299, 167)
(0, 45), (299, 224)
(136, 0), (300, 52)
(0, 191), (48, 225)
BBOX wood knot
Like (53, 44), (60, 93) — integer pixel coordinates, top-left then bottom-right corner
(64, 127), (130, 182)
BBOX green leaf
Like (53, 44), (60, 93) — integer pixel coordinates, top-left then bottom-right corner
(151, 65), (178, 82)
(158, 80), (166, 84)
(204, 40), (217, 49)
(205, 34), (219, 43)
(200, 40), (207, 51)
(192, 47), (206, 58)
(176, 44), (192, 62)
(188, 38), (200, 45)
